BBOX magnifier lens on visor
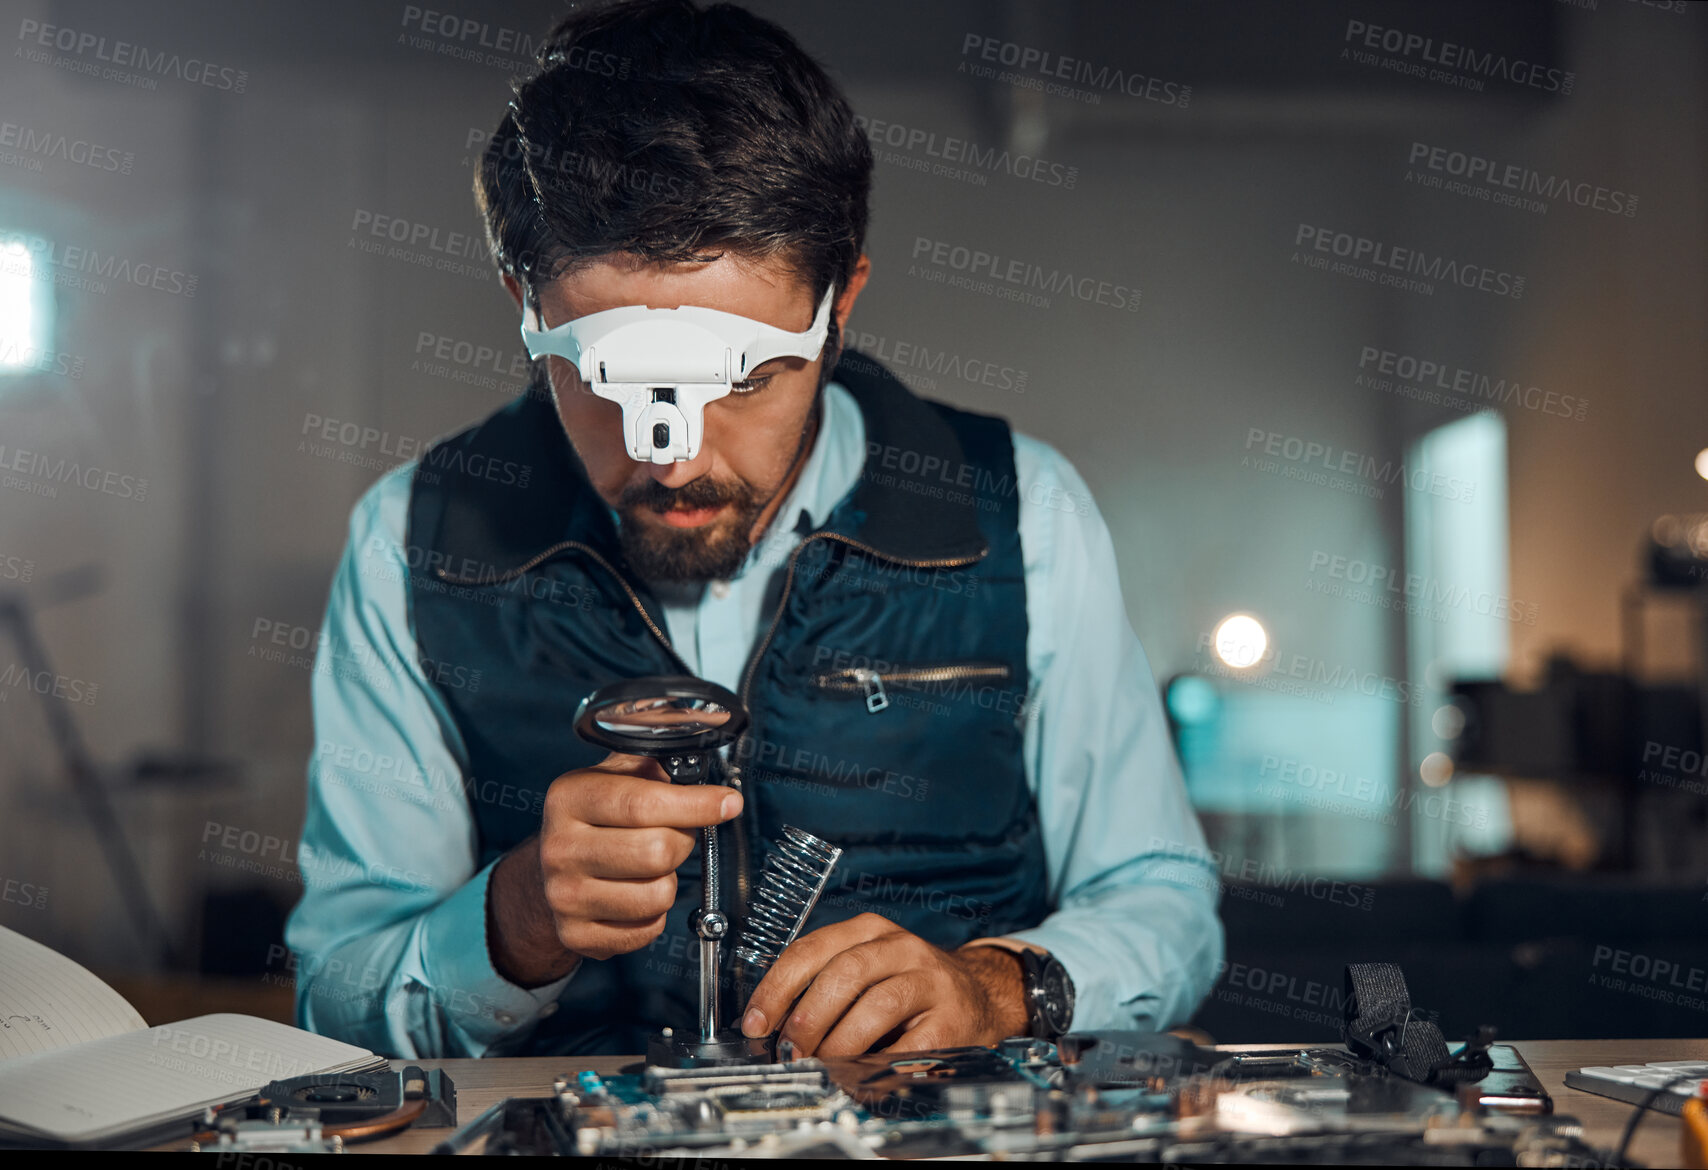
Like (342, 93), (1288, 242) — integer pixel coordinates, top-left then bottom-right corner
(519, 287), (835, 465)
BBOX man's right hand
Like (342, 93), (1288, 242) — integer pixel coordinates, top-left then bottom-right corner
(487, 752), (743, 987)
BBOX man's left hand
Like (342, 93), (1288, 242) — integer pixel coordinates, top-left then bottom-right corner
(739, 913), (1028, 1056)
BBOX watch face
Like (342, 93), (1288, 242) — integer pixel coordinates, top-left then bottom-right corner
(1039, 959), (1074, 1035)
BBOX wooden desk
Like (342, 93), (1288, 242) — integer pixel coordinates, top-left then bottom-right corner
(226, 1039), (1708, 1162)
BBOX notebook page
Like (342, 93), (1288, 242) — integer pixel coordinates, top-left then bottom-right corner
(0, 1013), (383, 1144)
(0, 925), (146, 1062)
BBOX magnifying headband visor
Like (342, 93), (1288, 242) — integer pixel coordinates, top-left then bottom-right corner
(520, 285), (835, 464)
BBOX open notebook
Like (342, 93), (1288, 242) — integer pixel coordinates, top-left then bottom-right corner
(0, 925), (387, 1148)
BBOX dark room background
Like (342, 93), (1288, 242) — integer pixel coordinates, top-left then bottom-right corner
(1, 0), (1705, 1042)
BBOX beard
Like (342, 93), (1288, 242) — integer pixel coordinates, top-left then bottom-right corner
(615, 473), (768, 583)
(610, 335), (838, 585)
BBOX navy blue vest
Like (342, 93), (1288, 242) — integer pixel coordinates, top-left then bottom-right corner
(403, 354), (1048, 1055)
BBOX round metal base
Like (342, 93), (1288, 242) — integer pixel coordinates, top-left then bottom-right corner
(645, 1028), (776, 1068)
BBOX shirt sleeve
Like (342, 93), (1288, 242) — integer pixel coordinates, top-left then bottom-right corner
(281, 463), (576, 1058)
(1000, 435), (1225, 1032)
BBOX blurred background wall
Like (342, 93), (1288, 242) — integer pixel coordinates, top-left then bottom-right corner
(1, 0), (1705, 1041)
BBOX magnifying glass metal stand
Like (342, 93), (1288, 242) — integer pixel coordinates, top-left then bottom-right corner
(573, 676), (771, 1067)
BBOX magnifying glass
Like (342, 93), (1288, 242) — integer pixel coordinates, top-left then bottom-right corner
(573, 676), (748, 784)
(573, 675), (755, 1064)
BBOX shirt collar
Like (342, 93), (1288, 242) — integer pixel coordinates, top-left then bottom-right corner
(768, 379), (864, 537)
(741, 380), (862, 577)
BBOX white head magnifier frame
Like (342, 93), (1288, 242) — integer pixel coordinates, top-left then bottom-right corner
(520, 286), (835, 464)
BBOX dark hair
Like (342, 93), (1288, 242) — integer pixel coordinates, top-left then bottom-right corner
(475, 0), (872, 322)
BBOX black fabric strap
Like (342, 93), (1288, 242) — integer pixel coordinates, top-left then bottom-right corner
(1342, 962), (1491, 1087)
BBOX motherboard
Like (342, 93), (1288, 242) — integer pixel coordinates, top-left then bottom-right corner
(436, 1032), (1615, 1162)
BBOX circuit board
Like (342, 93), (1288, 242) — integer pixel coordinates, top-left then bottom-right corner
(436, 1034), (1615, 1162)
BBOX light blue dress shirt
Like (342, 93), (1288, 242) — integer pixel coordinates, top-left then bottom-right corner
(284, 381), (1223, 1057)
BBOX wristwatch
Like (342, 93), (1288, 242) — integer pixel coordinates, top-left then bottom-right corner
(1017, 948), (1075, 1041)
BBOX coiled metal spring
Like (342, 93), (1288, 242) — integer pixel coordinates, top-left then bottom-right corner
(733, 825), (843, 973)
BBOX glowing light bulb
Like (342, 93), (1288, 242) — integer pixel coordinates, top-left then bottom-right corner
(1432, 704), (1467, 741)
(1213, 613), (1268, 670)
(1420, 751), (1454, 787)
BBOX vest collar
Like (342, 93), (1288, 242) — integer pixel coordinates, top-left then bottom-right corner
(423, 352), (989, 583)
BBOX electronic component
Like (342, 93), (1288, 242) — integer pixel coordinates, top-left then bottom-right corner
(187, 1065), (455, 1151)
(257, 1066), (456, 1133)
(191, 1114), (342, 1156)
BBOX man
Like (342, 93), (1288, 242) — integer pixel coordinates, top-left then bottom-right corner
(285, 0), (1222, 1059)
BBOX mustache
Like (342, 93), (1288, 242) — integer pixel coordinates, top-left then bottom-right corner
(618, 475), (756, 513)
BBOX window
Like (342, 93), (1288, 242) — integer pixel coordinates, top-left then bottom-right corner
(0, 234), (54, 376)
(1405, 410), (1513, 872)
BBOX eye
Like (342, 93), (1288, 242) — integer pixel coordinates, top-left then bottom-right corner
(729, 375), (774, 395)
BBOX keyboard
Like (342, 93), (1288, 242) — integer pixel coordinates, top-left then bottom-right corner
(1565, 1061), (1708, 1115)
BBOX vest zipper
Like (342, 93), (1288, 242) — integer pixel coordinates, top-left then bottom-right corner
(435, 541), (685, 659)
(812, 663), (1012, 714)
(728, 532), (989, 920)
(856, 669), (887, 713)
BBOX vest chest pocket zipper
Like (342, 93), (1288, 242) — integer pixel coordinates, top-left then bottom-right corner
(811, 662), (1013, 715)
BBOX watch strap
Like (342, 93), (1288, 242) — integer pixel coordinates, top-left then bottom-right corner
(1017, 948), (1050, 1039)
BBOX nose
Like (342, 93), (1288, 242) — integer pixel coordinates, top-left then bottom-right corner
(646, 445), (714, 488)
